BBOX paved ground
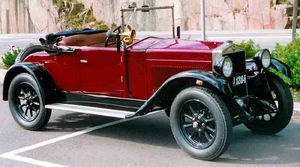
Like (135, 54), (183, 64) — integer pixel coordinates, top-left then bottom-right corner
(1, 97), (300, 167)
(0, 70), (300, 167)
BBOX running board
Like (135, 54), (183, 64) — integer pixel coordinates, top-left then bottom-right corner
(45, 103), (135, 118)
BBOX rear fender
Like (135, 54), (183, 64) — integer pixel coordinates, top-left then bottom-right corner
(129, 70), (241, 118)
(2, 63), (57, 103)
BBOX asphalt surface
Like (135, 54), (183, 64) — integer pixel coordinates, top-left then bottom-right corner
(1, 82), (300, 167)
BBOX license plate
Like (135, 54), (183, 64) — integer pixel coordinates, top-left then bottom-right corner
(233, 75), (246, 87)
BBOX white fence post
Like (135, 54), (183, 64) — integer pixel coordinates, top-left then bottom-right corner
(200, 0), (206, 41)
(292, 0), (298, 42)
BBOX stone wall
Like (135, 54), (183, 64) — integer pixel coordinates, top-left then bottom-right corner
(0, 0), (294, 33)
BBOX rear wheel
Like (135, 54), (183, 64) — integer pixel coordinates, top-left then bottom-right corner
(170, 87), (232, 160)
(8, 73), (51, 130)
(244, 73), (293, 135)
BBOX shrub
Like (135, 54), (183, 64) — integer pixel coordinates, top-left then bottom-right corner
(1, 48), (22, 68)
(237, 39), (300, 89)
(273, 35), (300, 89)
(237, 40), (260, 59)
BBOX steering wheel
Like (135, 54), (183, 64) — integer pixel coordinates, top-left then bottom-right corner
(105, 25), (132, 47)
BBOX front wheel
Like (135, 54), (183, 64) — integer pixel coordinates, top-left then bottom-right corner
(8, 73), (51, 130)
(244, 73), (293, 135)
(170, 87), (232, 160)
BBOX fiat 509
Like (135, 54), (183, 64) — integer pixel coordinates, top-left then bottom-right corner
(2, 5), (293, 160)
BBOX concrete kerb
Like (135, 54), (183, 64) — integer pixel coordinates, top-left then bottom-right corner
(0, 68), (299, 114)
(0, 68), (7, 85)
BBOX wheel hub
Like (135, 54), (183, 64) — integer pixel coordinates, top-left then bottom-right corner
(192, 114), (206, 129)
(14, 84), (41, 122)
(180, 100), (216, 149)
(192, 121), (199, 128)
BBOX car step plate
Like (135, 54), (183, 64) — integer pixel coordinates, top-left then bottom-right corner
(45, 103), (134, 118)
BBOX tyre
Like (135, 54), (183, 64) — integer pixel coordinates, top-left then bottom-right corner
(8, 73), (51, 130)
(170, 87), (232, 160)
(15, 45), (44, 64)
(244, 73), (293, 135)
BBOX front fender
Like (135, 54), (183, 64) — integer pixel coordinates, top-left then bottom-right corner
(271, 58), (292, 78)
(129, 70), (229, 117)
(2, 63), (57, 103)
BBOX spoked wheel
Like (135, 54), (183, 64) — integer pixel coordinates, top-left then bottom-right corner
(8, 73), (51, 130)
(14, 83), (41, 122)
(170, 87), (232, 161)
(244, 73), (293, 135)
(180, 100), (216, 149)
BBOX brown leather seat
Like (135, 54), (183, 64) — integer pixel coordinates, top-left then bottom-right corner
(57, 33), (115, 47)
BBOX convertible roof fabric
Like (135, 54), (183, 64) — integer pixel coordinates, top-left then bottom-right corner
(46, 28), (107, 42)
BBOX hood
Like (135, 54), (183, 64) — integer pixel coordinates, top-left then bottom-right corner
(129, 37), (223, 51)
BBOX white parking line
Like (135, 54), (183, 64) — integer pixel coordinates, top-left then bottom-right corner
(1, 154), (66, 167)
(0, 113), (151, 167)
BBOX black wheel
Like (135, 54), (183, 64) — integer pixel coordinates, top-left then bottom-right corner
(15, 45), (44, 64)
(244, 73), (293, 135)
(8, 73), (51, 130)
(170, 87), (232, 160)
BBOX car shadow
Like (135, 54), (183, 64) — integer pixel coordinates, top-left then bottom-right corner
(45, 111), (300, 165)
(217, 120), (300, 164)
(45, 112), (118, 132)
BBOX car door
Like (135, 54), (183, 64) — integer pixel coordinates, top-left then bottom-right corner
(79, 47), (126, 97)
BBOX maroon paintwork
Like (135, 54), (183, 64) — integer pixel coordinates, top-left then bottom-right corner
(24, 37), (223, 100)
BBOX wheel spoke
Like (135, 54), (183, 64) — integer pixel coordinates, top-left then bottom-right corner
(32, 94), (38, 100)
(204, 117), (214, 123)
(188, 131), (197, 139)
(189, 106), (197, 115)
(29, 109), (33, 117)
(19, 104), (26, 109)
(24, 106), (29, 116)
(183, 123), (193, 128)
(18, 95), (25, 100)
(20, 89), (26, 96)
(204, 131), (212, 142)
(198, 131), (202, 140)
(184, 114), (193, 120)
(261, 114), (265, 121)
(31, 105), (38, 113)
(206, 126), (216, 133)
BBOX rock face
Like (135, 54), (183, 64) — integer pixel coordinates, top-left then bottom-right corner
(0, 0), (293, 33)
(0, 0), (58, 33)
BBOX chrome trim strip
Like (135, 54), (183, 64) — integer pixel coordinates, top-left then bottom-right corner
(45, 103), (134, 118)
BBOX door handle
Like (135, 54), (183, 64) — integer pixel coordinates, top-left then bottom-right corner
(80, 59), (88, 63)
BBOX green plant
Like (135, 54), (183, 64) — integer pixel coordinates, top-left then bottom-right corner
(273, 35), (300, 89)
(1, 48), (22, 68)
(53, 0), (109, 30)
(93, 22), (110, 31)
(237, 40), (260, 58)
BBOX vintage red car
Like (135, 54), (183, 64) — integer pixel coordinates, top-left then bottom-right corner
(2, 6), (294, 161)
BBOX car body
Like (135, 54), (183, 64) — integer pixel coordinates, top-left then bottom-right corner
(2, 6), (294, 161)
